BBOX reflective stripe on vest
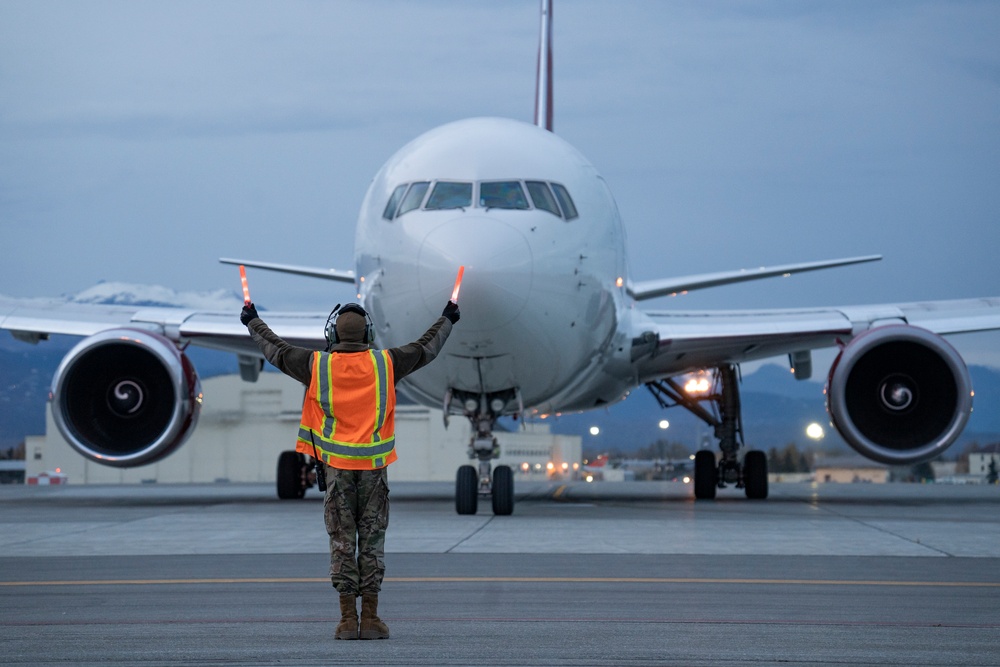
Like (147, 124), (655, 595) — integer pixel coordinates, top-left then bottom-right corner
(297, 350), (396, 470)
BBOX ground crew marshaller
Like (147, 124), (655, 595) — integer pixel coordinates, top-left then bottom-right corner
(241, 299), (459, 639)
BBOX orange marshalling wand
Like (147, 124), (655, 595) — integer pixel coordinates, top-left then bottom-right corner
(239, 265), (251, 304)
(450, 265), (465, 303)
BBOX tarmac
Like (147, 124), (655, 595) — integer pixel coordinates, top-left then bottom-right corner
(1, 480), (999, 666)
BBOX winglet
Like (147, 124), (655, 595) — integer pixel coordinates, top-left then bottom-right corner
(534, 0), (554, 131)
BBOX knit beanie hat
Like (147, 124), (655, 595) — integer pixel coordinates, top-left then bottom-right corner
(335, 311), (368, 344)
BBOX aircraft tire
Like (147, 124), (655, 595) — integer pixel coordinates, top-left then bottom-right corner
(492, 465), (514, 516)
(743, 449), (768, 499)
(694, 450), (717, 500)
(277, 451), (306, 500)
(456, 465), (478, 515)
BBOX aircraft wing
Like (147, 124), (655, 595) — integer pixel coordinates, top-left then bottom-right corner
(628, 255), (882, 301)
(0, 296), (327, 356)
(633, 297), (1000, 382)
(219, 257), (356, 283)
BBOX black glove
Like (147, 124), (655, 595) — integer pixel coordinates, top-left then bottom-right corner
(240, 302), (259, 326)
(442, 301), (460, 324)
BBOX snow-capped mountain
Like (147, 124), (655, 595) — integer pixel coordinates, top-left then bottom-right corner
(66, 281), (245, 310)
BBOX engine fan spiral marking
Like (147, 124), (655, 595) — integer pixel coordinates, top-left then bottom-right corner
(879, 374), (916, 412)
(108, 380), (144, 416)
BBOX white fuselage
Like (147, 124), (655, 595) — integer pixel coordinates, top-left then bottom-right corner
(354, 117), (637, 415)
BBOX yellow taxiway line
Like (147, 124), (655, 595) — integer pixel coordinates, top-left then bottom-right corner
(2, 576), (998, 588)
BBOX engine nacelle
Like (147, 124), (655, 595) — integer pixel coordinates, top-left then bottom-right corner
(50, 329), (202, 467)
(826, 325), (972, 465)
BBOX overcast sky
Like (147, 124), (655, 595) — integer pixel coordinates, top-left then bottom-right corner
(1, 1), (998, 367)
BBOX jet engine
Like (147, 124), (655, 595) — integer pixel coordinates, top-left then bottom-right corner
(826, 325), (972, 465)
(50, 329), (202, 467)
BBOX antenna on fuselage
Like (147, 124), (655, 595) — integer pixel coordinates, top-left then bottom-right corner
(534, 0), (554, 132)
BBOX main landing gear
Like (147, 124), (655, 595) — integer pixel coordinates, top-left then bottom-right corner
(447, 389), (516, 516)
(647, 364), (768, 500)
(275, 451), (321, 499)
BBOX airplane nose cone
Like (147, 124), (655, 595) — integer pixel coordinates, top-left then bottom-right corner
(419, 216), (532, 332)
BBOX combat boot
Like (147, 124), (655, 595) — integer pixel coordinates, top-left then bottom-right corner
(335, 593), (359, 640)
(359, 593), (390, 639)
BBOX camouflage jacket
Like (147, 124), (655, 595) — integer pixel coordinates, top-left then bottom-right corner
(246, 315), (453, 387)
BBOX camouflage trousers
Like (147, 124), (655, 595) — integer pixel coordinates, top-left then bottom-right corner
(323, 466), (390, 596)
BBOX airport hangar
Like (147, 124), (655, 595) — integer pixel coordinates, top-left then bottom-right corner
(24, 372), (582, 487)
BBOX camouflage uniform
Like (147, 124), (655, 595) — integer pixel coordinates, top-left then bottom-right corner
(244, 311), (453, 603)
(324, 467), (390, 595)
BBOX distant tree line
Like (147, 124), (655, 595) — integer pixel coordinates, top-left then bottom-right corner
(634, 439), (692, 461)
(583, 439), (692, 462)
(767, 443), (813, 473)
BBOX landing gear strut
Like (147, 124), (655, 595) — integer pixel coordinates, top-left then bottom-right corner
(647, 364), (768, 500)
(448, 389), (516, 515)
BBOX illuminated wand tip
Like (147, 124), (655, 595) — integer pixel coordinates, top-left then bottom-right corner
(450, 265), (465, 303)
(239, 265), (251, 304)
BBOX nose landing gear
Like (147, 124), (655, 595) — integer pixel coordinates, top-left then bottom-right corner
(448, 388), (516, 515)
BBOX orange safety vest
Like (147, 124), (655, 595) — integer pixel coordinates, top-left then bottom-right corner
(296, 349), (397, 470)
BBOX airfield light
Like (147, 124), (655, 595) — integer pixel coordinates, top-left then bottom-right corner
(589, 426), (600, 436)
(585, 475), (594, 483)
(521, 462), (530, 472)
(682, 476), (691, 484)
(572, 462), (580, 471)
(546, 462), (555, 471)
(658, 419), (670, 430)
(561, 462), (569, 471)
(806, 423), (825, 440)
(616, 277), (624, 288)
(534, 463), (543, 471)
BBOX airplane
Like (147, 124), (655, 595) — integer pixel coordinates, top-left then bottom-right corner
(2, 0), (1000, 514)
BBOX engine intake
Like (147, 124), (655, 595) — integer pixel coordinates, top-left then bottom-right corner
(826, 325), (972, 465)
(50, 329), (202, 467)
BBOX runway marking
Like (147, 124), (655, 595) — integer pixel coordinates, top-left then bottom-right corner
(3, 615), (999, 631)
(2, 576), (999, 588)
(552, 485), (568, 499)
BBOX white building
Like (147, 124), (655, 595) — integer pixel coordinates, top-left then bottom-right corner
(26, 373), (580, 485)
(968, 453), (1000, 478)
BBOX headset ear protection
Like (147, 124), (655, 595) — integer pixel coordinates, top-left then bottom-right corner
(324, 302), (375, 349)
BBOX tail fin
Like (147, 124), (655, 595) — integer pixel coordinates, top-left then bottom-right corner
(533, 0), (554, 131)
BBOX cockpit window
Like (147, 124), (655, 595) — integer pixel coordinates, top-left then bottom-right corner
(396, 181), (430, 217)
(426, 181), (473, 210)
(383, 184), (407, 220)
(525, 181), (561, 217)
(550, 183), (578, 220)
(384, 179), (577, 220)
(480, 181), (530, 210)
